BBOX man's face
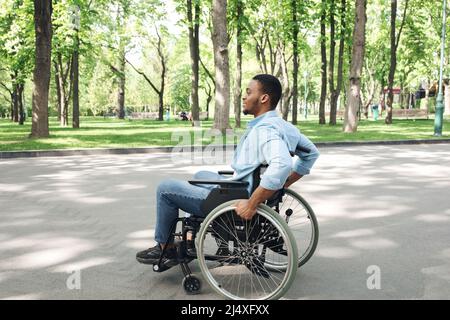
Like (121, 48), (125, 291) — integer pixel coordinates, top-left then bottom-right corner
(242, 80), (268, 115)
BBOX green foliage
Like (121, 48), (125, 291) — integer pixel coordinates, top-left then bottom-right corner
(169, 64), (191, 111)
(1, 116), (449, 151)
(0, 0), (34, 83)
(0, 0), (448, 130)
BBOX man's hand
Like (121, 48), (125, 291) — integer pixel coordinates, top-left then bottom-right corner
(235, 186), (276, 220)
(235, 200), (258, 220)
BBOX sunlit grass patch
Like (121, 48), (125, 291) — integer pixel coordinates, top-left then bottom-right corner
(0, 116), (448, 152)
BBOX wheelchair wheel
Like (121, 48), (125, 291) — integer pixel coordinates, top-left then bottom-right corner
(195, 200), (298, 300)
(182, 275), (201, 295)
(265, 188), (319, 270)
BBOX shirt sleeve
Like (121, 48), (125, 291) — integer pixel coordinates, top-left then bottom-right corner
(293, 133), (320, 176)
(257, 126), (292, 191)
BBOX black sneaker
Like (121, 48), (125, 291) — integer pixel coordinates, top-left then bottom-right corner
(136, 244), (177, 265)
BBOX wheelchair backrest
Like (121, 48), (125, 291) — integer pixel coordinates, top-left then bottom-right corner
(250, 145), (310, 194)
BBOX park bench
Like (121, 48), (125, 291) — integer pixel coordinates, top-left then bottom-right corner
(391, 108), (429, 120)
(325, 109), (428, 120)
(177, 111), (209, 121)
(130, 112), (159, 120)
(325, 111), (345, 120)
(130, 111), (209, 121)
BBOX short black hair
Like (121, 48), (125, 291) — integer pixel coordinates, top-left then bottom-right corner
(252, 74), (282, 110)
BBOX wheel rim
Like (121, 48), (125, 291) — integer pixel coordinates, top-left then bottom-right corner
(196, 202), (297, 300)
(265, 189), (318, 269)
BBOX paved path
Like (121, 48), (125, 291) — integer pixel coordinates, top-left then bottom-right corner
(0, 144), (449, 300)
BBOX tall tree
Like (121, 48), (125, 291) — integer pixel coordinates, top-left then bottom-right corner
(53, 0), (72, 126)
(0, 0), (34, 125)
(31, 0), (52, 138)
(319, 0), (327, 125)
(329, 0), (346, 125)
(72, 29), (80, 128)
(187, 0), (201, 126)
(343, 0), (366, 133)
(385, 0), (409, 124)
(100, 0), (133, 120)
(291, 0), (299, 125)
(231, 0), (244, 128)
(53, 53), (71, 126)
(126, 27), (167, 121)
(211, 0), (230, 132)
(247, 0), (295, 120)
(199, 55), (215, 120)
(71, 4), (80, 129)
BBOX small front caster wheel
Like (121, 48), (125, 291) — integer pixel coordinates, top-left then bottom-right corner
(182, 275), (201, 295)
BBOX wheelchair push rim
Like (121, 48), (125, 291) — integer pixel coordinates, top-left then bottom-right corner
(195, 200), (298, 300)
(265, 188), (319, 270)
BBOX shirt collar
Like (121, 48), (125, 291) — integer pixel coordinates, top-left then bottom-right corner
(247, 110), (278, 128)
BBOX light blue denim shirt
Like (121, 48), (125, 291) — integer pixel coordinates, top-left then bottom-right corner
(230, 110), (320, 194)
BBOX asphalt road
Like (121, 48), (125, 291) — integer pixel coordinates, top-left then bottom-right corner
(0, 144), (449, 300)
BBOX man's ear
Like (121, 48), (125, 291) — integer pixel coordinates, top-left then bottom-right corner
(260, 94), (269, 105)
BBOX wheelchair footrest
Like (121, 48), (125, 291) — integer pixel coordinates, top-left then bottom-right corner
(152, 259), (179, 272)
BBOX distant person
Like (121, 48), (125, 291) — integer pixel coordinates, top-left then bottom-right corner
(180, 111), (188, 121)
(165, 108), (170, 121)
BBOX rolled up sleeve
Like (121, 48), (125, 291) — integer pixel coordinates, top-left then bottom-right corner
(258, 127), (292, 190)
(293, 134), (320, 176)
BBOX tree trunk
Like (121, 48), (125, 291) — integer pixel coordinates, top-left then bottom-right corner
(10, 90), (14, 122)
(31, 0), (52, 138)
(159, 93), (164, 121)
(328, 0), (336, 125)
(11, 72), (19, 122)
(4, 80), (14, 121)
(280, 48), (291, 120)
(343, 0), (366, 133)
(12, 83), (19, 123)
(54, 62), (62, 122)
(200, 56), (215, 121)
(233, 0), (243, 128)
(330, 0), (346, 125)
(18, 83), (24, 125)
(206, 92), (212, 120)
(444, 80), (450, 115)
(319, 1), (327, 125)
(363, 82), (376, 119)
(117, 48), (126, 119)
(385, 0), (408, 124)
(422, 81), (429, 111)
(188, 0), (200, 126)
(212, 0), (230, 133)
(379, 80), (386, 116)
(385, 1), (396, 124)
(291, 0), (299, 125)
(72, 33), (80, 129)
(55, 55), (68, 126)
(157, 29), (166, 122)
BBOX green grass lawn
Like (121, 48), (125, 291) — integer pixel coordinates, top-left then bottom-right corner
(0, 115), (449, 152)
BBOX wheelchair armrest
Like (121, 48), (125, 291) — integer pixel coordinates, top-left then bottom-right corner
(290, 146), (311, 156)
(218, 170), (234, 175)
(188, 180), (248, 188)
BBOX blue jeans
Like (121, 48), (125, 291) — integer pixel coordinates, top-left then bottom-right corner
(154, 170), (225, 244)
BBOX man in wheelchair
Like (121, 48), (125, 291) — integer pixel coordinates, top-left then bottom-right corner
(136, 74), (320, 273)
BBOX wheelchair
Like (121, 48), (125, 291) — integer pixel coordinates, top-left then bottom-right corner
(151, 147), (319, 300)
